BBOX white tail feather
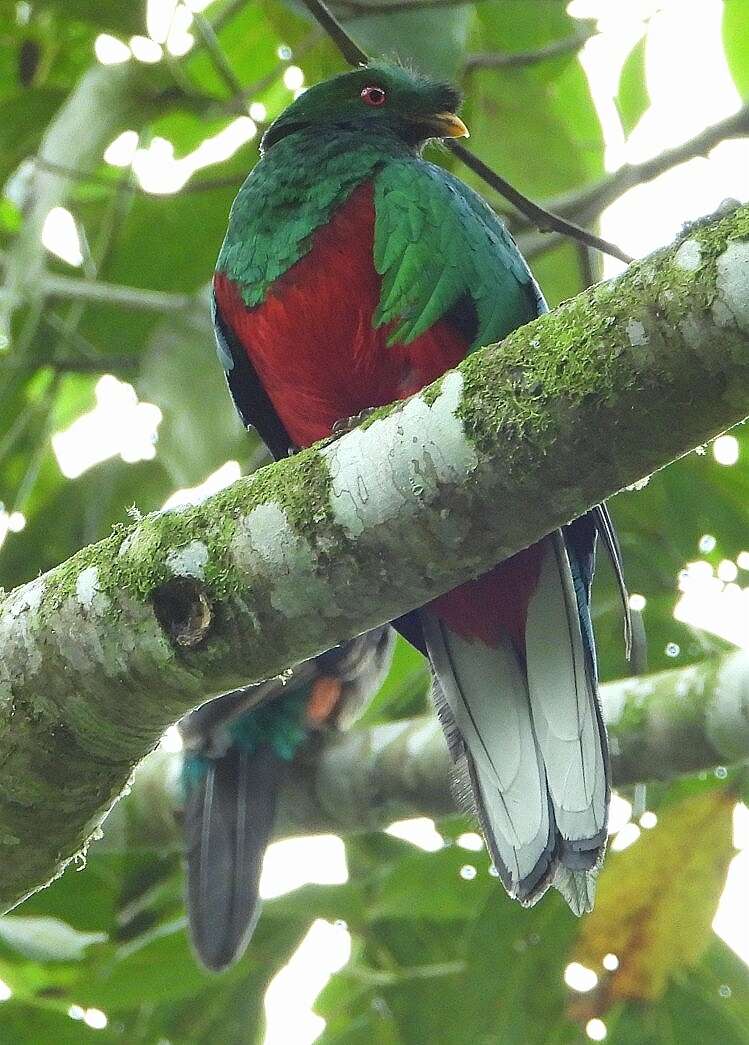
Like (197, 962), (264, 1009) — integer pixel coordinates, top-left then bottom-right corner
(525, 534), (608, 851)
(422, 613), (555, 899)
(422, 531), (609, 911)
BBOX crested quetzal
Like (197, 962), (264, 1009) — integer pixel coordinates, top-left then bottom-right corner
(180, 627), (394, 971)
(211, 64), (632, 917)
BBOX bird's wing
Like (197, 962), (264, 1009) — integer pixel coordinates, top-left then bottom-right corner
(372, 159), (541, 349)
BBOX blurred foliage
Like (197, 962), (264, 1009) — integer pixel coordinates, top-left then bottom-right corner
(1, 0), (748, 1041)
(615, 33), (649, 138)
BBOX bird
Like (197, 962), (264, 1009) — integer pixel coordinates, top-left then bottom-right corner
(179, 627), (395, 971)
(211, 63), (633, 916)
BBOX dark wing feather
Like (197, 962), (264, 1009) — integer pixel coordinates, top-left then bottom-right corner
(591, 505), (628, 645)
(212, 289), (293, 461)
(183, 743), (283, 972)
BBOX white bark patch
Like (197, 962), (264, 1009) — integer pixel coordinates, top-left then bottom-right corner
(76, 566), (108, 614)
(625, 319), (648, 347)
(321, 371), (478, 539)
(673, 239), (702, 272)
(166, 540), (208, 579)
(406, 720), (441, 759)
(0, 577), (47, 680)
(232, 503), (335, 620)
(3, 576), (46, 619)
(705, 652), (749, 760)
(601, 679), (636, 727)
(712, 241), (749, 333)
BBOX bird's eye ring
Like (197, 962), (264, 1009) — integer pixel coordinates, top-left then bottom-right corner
(361, 85), (387, 107)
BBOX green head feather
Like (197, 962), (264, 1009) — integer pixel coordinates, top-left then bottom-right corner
(262, 63), (465, 152)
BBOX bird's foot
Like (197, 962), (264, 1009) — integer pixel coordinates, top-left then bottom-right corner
(331, 407), (377, 437)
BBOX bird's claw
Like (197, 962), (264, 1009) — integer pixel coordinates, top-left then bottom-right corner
(331, 407), (376, 437)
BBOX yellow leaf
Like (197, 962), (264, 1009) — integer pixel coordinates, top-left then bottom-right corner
(574, 788), (735, 1006)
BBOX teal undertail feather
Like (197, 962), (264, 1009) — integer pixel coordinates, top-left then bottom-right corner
(181, 688), (308, 793)
(179, 630), (396, 970)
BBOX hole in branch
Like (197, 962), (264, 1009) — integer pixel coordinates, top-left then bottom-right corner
(152, 576), (212, 648)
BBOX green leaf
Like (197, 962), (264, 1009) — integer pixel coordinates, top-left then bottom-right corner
(0, 916), (105, 962)
(616, 34), (650, 137)
(463, 3), (604, 203)
(0, 1004), (118, 1045)
(0, 88), (66, 186)
(723, 0), (749, 99)
(367, 845), (494, 923)
(36, 0), (144, 35)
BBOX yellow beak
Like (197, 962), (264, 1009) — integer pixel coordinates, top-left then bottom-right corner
(430, 111), (470, 139)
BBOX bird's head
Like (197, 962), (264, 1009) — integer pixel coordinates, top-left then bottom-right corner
(261, 63), (468, 153)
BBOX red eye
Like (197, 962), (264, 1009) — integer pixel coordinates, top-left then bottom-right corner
(361, 85), (386, 107)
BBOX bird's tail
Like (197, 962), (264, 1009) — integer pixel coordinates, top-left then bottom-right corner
(182, 740), (283, 972)
(179, 627), (395, 971)
(422, 529), (608, 914)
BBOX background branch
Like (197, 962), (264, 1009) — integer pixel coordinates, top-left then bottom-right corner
(515, 102), (749, 257)
(0, 64), (145, 345)
(115, 650), (749, 851)
(464, 27), (596, 72)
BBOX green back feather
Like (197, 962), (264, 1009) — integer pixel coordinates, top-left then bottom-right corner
(217, 128), (400, 309)
(373, 160), (539, 349)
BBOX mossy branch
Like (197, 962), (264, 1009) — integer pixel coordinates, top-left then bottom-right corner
(113, 649), (749, 850)
(0, 203), (748, 913)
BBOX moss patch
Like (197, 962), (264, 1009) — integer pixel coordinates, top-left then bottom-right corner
(34, 446), (343, 630)
(456, 204), (749, 457)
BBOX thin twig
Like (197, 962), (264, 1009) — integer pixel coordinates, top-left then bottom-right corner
(219, 32), (323, 116)
(301, 0), (368, 65)
(299, 0), (633, 264)
(210, 0), (249, 35)
(339, 0), (476, 12)
(512, 100), (749, 233)
(448, 141), (634, 264)
(191, 11), (246, 98)
(464, 27), (595, 72)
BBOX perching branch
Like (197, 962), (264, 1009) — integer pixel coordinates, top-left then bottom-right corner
(114, 650), (749, 849)
(0, 203), (748, 912)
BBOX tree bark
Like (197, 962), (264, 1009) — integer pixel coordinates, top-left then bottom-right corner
(1, 202), (748, 912)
